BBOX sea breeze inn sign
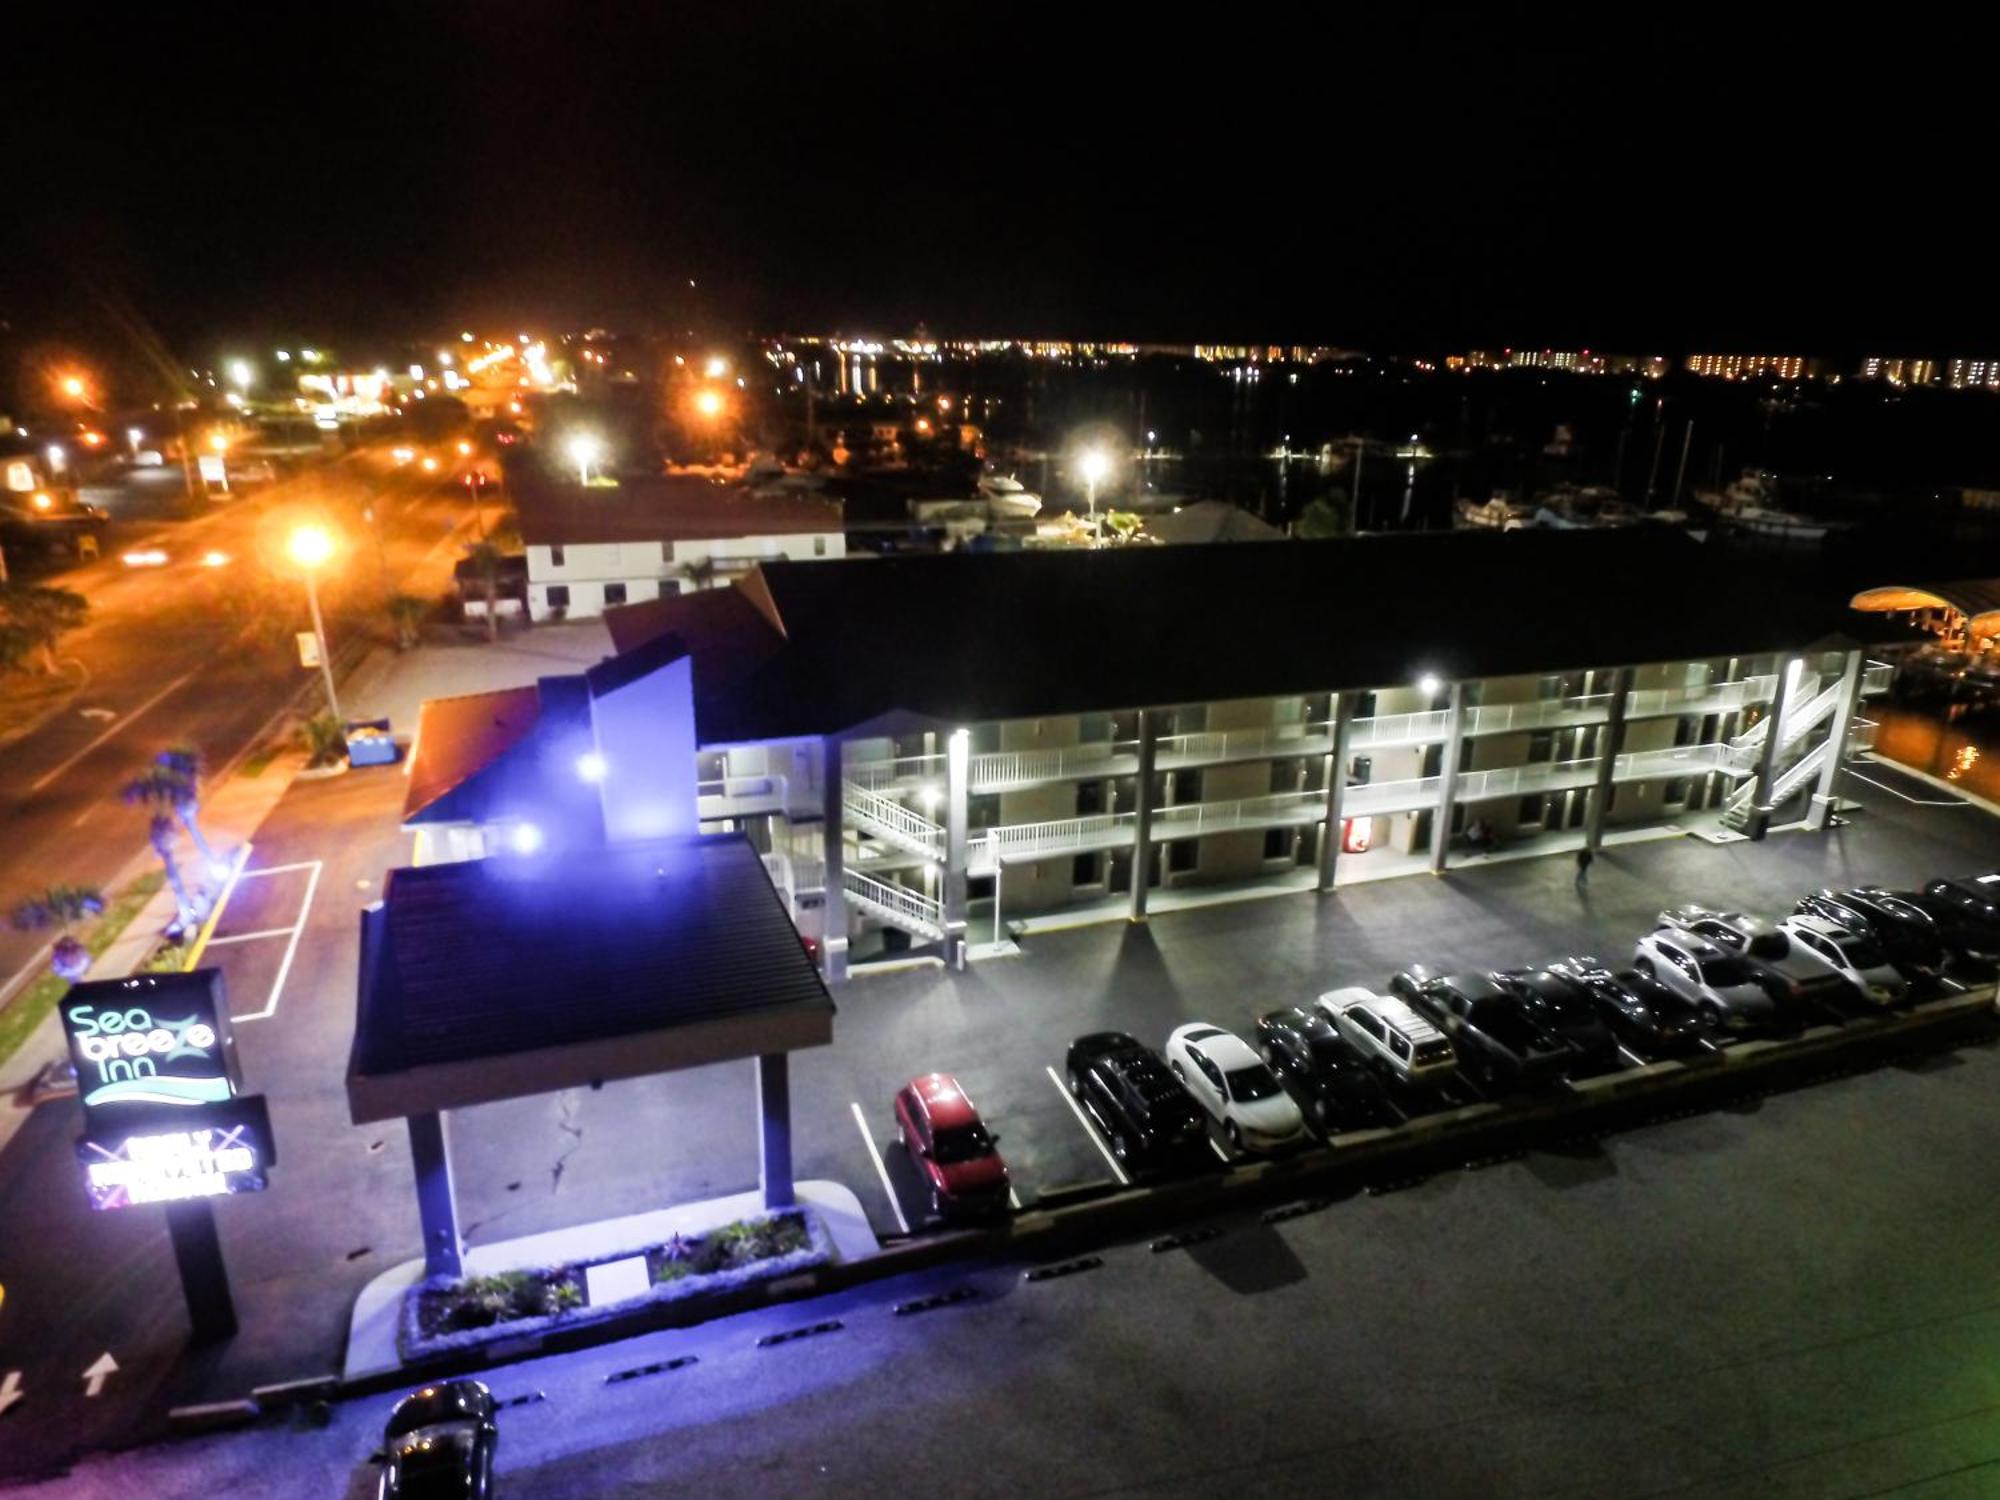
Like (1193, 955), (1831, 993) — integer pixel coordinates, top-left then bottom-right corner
(59, 970), (275, 1212)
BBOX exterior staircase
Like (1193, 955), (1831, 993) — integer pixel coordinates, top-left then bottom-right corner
(842, 868), (945, 943)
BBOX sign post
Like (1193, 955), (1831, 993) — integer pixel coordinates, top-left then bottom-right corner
(59, 971), (275, 1345)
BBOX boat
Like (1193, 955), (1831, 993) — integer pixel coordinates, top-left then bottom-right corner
(975, 473), (1043, 519)
(1455, 495), (1533, 530)
(1692, 471), (1832, 543)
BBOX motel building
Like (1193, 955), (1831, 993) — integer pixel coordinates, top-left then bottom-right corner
(400, 529), (1888, 980)
(513, 471), (845, 623)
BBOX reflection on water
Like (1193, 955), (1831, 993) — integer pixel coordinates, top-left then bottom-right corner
(1868, 703), (2000, 804)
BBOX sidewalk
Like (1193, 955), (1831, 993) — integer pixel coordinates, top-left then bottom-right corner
(338, 619), (613, 739)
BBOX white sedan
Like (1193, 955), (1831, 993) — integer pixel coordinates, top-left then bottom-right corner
(1164, 1022), (1307, 1154)
(1780, 915), (1910, 1006)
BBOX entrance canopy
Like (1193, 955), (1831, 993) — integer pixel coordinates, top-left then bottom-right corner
(348, 832), (834, 1124)
(1851, 580), (2000, 641)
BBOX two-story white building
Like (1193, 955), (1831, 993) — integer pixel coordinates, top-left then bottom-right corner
(515, 474), (844, 622)
(399, 529), (1888, 982)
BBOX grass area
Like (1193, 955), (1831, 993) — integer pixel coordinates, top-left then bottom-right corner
(0, 871), (166, 1073)
(0, 664), (87, 747)
(237, 747), (277, 779)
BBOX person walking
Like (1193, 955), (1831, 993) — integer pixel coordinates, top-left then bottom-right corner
(1574, 845), (1595, 889)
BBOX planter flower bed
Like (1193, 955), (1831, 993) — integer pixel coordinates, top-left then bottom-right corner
(399, 1206), (833, 1362)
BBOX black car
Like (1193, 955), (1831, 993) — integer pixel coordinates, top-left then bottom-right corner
(1389, 967), (1575, 1090)
(1490, 967), (1623, 1073)
(1064, 1032), (1211, 1169)
(1896, 877), (2000, 969)
(1253, 1006), (1395, 1131)
(1794, 888), (1948, 980)
(1546, 955), (1713, 1057)
(380, 1379), (497, 1499)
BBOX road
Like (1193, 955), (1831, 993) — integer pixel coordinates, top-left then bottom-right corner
(0, 444), (491, 1000)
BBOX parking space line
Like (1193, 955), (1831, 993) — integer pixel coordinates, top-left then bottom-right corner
(849, 1101), (909, 1236)
(1043, 1066), (1130, 1186)
(234, 860), (321, 1023)
(237, 859), (320, 880)
(1208, 1137), (1231, 1163)
(1616, 1046), (1650, 1069)
(201, 926), (297, 947)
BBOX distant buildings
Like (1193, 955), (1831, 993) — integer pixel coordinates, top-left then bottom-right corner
(1685, 353), (1812, 381)
(1948, 359), (2000, 391)
(1447, 351), (1668, 377)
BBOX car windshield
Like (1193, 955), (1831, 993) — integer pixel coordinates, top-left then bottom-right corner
(1704, 957), (1754, 987)
(1745, 931), (1788, 960)
(931, 1125), (993, 1163)
(1225, 1064), (1283, 1102)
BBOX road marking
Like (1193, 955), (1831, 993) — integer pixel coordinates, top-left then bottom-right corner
(1043, 1065), (1130, 1185)
(82, 1353), (117, 1398)
(849, 1101), (909, 1235)
(234, 860), (321, 1023)
(0, 1370), (21, 1417)
(202, 926), (299, 947)
(29, 670), (196, 793)
(1616, 1045), (1651, 1069)
(1840, 766), (1967, 807)
(237, 859), (321, 880)
(1008, 1185), (1022, 1211)
(180, 844), (252, 971)
(1209, 1137), (1232, 1163)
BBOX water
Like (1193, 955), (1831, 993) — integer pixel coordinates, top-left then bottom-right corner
(1868, 702), (2000, 806)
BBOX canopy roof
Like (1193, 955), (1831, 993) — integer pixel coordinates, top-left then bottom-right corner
(1850, 580), (2000, 638)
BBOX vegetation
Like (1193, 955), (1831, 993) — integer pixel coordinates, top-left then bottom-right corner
(9, 884), (107, 981)
(121, 762), (210, 929)
(387, 593), (428, 651)
(1294, 495), (1352, 539)
(0, 873), (163, 1071)
(300, 713), (349, 768)
(0, 583), (89, 675)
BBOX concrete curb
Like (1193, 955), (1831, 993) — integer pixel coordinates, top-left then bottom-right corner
(233, 979), (1995, 1411)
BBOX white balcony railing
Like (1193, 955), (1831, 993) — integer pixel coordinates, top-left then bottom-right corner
(1862, 661), (1894, 697)
(970, 741), (1135, 792)
(1346, 710), (1453, 752)
(842, 781), (943, 859)
(1155, 725), (1331, 769)
(842, 868), (944, 941)
(698, 774), (806, 821)
(1152, 789), (1327, 836)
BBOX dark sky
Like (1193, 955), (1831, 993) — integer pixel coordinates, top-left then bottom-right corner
(0, 7), (1986, 364)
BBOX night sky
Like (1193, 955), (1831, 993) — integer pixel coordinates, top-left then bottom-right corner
(0, 8), (1986, 361)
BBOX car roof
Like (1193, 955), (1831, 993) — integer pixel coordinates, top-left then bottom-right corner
(1652, 929), (1724, 960)
(1440, 972), (1509, 1001)
(1320, 985), (1385, 1009)
(1368, 995), (1447, 1042)
(909, 1073), (980, 1129)
(1183, 1026), (1259, 1067)
(1786, 913), (1852, 940)
(1260, 1005), (1330, 1034)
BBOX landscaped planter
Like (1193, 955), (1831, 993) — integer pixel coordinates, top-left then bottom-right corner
(397, 1206), (835, 1362)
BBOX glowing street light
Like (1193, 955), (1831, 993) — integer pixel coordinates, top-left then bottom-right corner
(58, 373), (89, 403)
(228, 360), (253, 391)
(693, 388), (724, 419)
(287, 524), (343, 722)
(1417, 672), (1442, 698)
(1077, 447), (1112, 532)
(567, 433), (602, 485)
(703, 354), (729, 380)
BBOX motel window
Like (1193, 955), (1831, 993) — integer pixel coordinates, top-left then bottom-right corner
(1076, 780), (1106, 816)
(1072, 852), (1104, 888)
(1079, 712), (1112, 743)
(1517, 795), (1544, 826)
(1264, 828), (1294, 861)
(1168, 839), (1198, 873)
(1526, 731), (1555, 763)
(814, 537), (828, 556)
(603, 582), (628, 607)
(1170, 769), (1202, 804)
(550, 544), (566, 567)
(546, 585), (570, 610)
(1350, 691), (1377, 719)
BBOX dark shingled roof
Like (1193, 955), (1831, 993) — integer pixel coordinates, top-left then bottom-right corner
(512, 472), (842, 548)
(607, 528), (1855, 745)
(348, 834), (834, 1122)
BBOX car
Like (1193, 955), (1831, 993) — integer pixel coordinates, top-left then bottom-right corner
(1545, 956), (1715, 1056)
(1488, 967), (1623, 1073)
(379, 1379), (497, 1499)
(1778, 915), (1909, 1006)
(1896, 877), (2000, 968)
(1794, 888), (1948, 980)
(894, 1073), (1010, 1221)
(1387, 968), (1574, 1090)
(1316, 987), (1458, 1087)
(1252, 1006), (1395, 1131)
(1632, 930), (1784, 1033)
(1063, 1032), (1212, 1168)
(1657, 906), (1848, 1012)
(1164, 1022), (1308, 1154)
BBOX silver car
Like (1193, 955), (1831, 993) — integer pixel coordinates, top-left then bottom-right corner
(1316, 987), (1457, 1086)
(1779, 915), (1909, 1005)
(1632, 930), (1783, 1033)
(1658, 908), (1847, 1008)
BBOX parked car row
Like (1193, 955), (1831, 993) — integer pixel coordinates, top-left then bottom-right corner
(898, 870), (2000, 1214)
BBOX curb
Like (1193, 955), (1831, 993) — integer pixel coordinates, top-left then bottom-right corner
(225, 979), (1998, 1411)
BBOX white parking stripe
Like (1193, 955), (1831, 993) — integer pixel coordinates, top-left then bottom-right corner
(234, 860), (321, 1022)
(849, 1101), (909, 1236)
(202, 926), (299, 947)
(1044, 1066), (1130, 1186)
(237, 859), (320, 880)
(1616, 1045), (1650, 1069)
(1209, 1137), (1232, 1163)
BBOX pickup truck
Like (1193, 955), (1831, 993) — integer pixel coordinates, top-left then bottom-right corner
(1389, 967), (1573, 1090)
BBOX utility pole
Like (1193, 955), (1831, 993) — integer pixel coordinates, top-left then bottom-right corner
(1644, 410), (1668, 502)
(1670, 420), (1694, 508)
(1349, 436), (1365, 534)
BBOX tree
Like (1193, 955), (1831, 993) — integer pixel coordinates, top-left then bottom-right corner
(388, 593), (427, 651)
(460, 516), (519, 641)
(154, 746), (227, 878)
(300, 712), (349, 769)
(1294, 495), (1352, 540)
(9, 884), (105, 981)
(122, 768), (207, 928)
(0, 583), (88, 674)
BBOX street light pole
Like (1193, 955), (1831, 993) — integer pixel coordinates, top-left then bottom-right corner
(303, 567), (342, 723)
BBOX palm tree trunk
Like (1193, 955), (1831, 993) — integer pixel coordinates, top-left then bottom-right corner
(484, 571), (498, 641)
(153, 831), (198, 927)
(178, 798), (223, 873)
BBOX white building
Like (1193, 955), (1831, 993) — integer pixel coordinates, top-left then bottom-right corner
(515, 474), (844, 621)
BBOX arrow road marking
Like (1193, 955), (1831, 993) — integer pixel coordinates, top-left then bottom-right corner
(0, 1370), (22, 1416)
(82, 1353), (117, 1398)
(31, 670), (195, 793)
(79, 707), (117, 721)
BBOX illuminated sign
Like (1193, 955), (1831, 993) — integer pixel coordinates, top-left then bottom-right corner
(76, 1096), (274, 1212)
(60, 971), (242, 1121)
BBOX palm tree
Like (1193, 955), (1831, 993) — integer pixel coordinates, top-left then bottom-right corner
(9, 884), (105, 981)
(155, 746), (227, 878)
(0, 583), (89, 674)
(462, 540), (505, 640)
(388, 593), (427, 651)
(122, 768), (206, 928)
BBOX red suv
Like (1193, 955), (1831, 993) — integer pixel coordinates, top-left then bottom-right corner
(894, 1072), (1010, 1222)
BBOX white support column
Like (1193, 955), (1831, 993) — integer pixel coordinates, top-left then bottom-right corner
(819, 736), (848, 982)
(1745, 654), (1805, 841)
(942, 728), (969, 968)
(757, 1053), (794, 1210)
(1130, 710), (1158, 921)
(1317, 693), (1357, 892)
(407, 1110), (463, 1280)
(1584, 667), (1634, 854)
(1428, 682), (1466, 874)
(1806, 649), (1866, 831)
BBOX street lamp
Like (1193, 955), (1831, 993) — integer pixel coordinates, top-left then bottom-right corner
(1077, 447), (1112, 531)
(287, 525), (342, 723)
(59, 374), (89, 403)
(228, 360), (253, 392)
(568, 433), (602, 486)
(694, 388), (724, 419)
